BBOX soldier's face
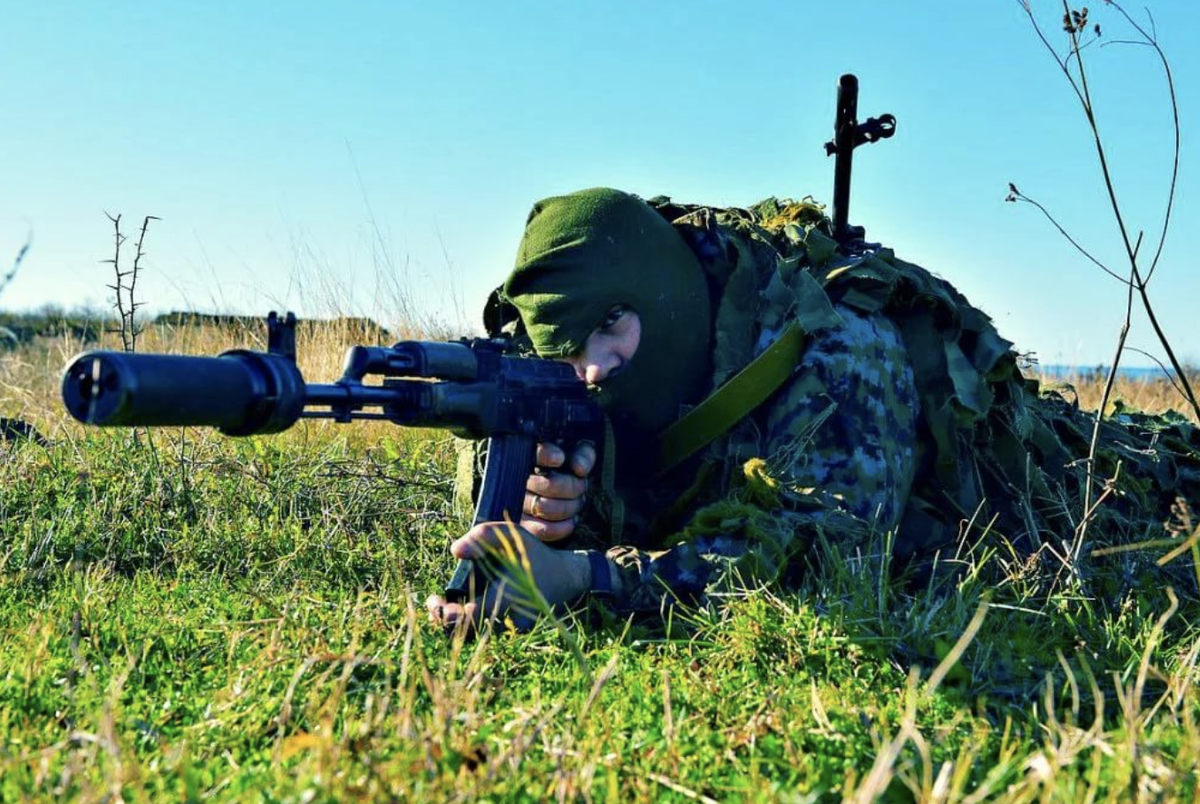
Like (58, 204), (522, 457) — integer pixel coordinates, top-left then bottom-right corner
(558, 306), (641, 386)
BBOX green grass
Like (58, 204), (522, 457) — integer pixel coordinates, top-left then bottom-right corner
(1, 422), (1199, 802)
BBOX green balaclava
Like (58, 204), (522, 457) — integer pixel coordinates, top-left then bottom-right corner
(504, 188), (712, 438)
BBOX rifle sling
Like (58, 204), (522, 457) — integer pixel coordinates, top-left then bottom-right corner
(656, 320), (806, 476)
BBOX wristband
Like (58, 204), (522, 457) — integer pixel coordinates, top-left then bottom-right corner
(585, 550), (615, 600)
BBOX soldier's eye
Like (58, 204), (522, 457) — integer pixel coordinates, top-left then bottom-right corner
(599, 305), (627, 331)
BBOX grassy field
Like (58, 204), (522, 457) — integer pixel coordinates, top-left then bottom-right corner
(2, 320), (1199, 803)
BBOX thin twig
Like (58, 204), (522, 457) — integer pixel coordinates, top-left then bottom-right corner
(102, 212), (129, 351)
(1123, 346), (1187, 400)
(1060, 0), (1140, 283)
(101, 212), (158, 353)
(1017, 1), (1200, 565)
(129, 216), (160, 353)
(1005, 187), (1128, 285)
(1059, 1), (1197, 418)
(1017, 1), (1089, 110)
(1075, 246), (1136, 563)
(0, 230), (31, 299)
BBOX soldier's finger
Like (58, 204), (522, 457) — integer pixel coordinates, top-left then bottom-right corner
(427, 595), (467, 628)
(440, 601), (478, 635)
(523, 491), (583, 522)
(520, 514), (576, 543)
(569, 442), (597, 478)
(535, 442), (566, 469)
(526, 470), (587, 500)
(455, 522), (528, 560)
(462, 600), (481, 627)
(425, 594), (446, 621)
(451, 529), (490, 560)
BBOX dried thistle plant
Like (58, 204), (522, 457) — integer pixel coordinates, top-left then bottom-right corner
(102, 212), (160, 353)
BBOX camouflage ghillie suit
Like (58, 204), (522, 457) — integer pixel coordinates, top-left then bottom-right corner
(466, 195), (1200, 614)
(594, 197), (1200, 612)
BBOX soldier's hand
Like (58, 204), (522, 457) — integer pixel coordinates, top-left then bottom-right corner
(521, 441), (596, 542)
(425, 521), (594, 632)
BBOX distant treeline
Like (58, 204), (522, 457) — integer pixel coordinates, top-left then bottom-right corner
(0, 309), (390, 347)
(0, 310), (105, 345)
(1037, 364), (1197, 382)
(154, 311), (391, 341)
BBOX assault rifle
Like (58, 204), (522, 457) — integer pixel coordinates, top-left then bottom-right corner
(60, 312), (604, 600)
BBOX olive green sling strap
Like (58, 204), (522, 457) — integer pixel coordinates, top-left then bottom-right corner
(656, 320), (806, 476)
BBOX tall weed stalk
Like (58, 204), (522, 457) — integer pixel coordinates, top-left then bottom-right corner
(1008, 1), (1196, 562)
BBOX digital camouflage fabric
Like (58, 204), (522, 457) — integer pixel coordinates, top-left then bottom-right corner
(606, 301), (922, 611)
(595, 195), (1200, 612)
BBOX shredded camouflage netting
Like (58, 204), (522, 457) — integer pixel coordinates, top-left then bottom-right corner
(626, 194), (1200, 598)
(462, 193), (1200, 610)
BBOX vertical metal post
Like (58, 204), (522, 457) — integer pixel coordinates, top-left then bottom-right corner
(831, 74), (858, 243)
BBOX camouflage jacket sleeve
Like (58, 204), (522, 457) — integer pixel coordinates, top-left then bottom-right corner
(605, 305), (921, 613)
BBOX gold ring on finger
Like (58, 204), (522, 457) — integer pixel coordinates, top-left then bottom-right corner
(531, 493), (543, 518)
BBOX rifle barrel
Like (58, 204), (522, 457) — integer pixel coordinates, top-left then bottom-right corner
(61, 349), (306, 435)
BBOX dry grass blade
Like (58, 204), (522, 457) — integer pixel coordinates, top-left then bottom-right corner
(646, 773), (719, 804)
(848, 600), (989, 804)
(475, 520), (591, 678)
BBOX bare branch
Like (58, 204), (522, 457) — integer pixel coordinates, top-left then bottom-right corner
(106, 212), (130, 351)
(1005, 187), (1129, 284)
(1, 230), (32, 300)
(102, 212), (159, 353)
(1075, 260), (1136, 562)
(1015, 0), (1089, 109)
(1123, 346), (1188, 401)
(1017, 1), (1200, 559)
(1110, 4), (1178, 285)
(128, 215), (160, 352)
(1022, 2), (1200, 422)
(1091, 11), (1178, 289)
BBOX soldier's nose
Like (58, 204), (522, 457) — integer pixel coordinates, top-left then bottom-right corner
(584, 362), (606, 384)
(585, 354), (626, 385)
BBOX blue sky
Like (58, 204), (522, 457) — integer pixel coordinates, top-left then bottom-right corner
(2, 1), (1197, 367)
